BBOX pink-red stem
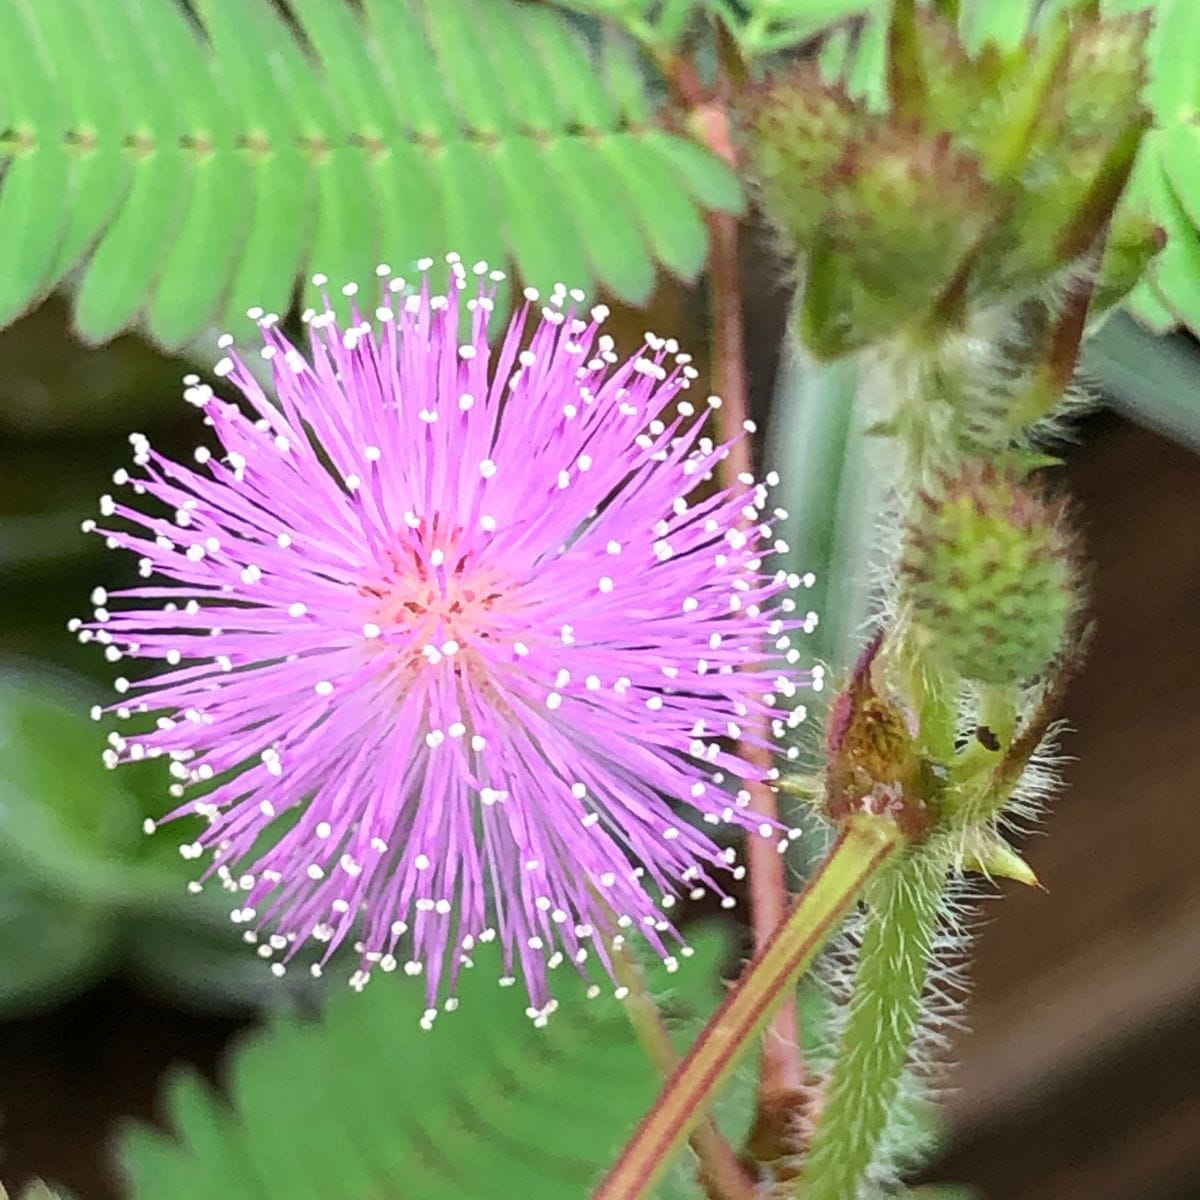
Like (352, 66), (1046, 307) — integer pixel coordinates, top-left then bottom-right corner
(680, 53), (805, 1099)
(706, 205), (805, 1098)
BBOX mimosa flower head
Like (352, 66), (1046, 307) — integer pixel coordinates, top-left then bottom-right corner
(80, 256), (809, 1021)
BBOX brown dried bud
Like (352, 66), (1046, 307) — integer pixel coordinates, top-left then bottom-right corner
(824, 634), (937, 841)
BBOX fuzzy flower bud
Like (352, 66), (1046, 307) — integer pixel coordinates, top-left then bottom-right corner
(901, 465), (1078, 685)
(741, 65), (860, 251)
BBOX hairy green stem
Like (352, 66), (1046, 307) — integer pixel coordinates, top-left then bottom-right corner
(595, 818), (903, 1200)
(795, 849), (948, 1200)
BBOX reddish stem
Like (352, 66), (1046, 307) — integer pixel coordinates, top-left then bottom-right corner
(670, 53), (806, 1101)
(595, 819), (902, 1200)
(707, 206), (804, 1099)
(612, 942), (759, 1200)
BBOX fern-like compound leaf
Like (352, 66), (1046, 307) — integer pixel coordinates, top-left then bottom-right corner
(0, 0), (742, 349)
(120, 932), (746, 1200)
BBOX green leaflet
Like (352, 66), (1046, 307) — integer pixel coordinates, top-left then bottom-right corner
(120, 930), (749, 1200)
(0, 148), (72, 325)
(1119, 0), (1200, 338)
(436, 139), (509, 293)
(517, 4), (622, 130)
(1136, 133), (1200, 333)
(369, 143), (447, 292)
(1123, 278), (1179, 332)
(546, 137), (658, 304)
(71, 0), (195, 344)
(137, 0), (248, 344)
(603, 26), (655, 126)
(1143, 0), (1200, 121)
(425, 0), (523, 136)
(73, 149), (192, 344)
(492, 137), (593, 294)
(37, 0), (133, 290)
(604, 133), (711, 281)
(148, 149), (252, 346)
(0, 0), (736, 349)
(0, 0), (72, 324)
(644, 130), (745, 216)
(221, 148), (314, 331)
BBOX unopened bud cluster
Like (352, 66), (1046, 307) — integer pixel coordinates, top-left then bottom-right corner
(741, 7), (1157, 360)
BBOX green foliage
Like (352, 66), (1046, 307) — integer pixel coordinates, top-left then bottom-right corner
(0, 0), (742, 350)
(1132, 0), (1200, 333)
(725, 1), (885, 58)
(0, 664), (351, 1014)
(0, 665), (138, 1011)
(120, 930), (751, 1200)
(800, 0), (1200, 338)
(548, 0), (886, 56)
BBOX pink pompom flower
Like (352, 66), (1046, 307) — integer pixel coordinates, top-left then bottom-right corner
(80, 257), (808, 1020)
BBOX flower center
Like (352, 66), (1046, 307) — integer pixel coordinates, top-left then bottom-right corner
(359, 525), (511, 660)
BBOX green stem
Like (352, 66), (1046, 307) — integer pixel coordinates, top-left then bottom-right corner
(595, 818), (903, 1200)
(886, 0), (926, 121)
(796, 847), (948, 1200)
(611, 944), (758, 1200)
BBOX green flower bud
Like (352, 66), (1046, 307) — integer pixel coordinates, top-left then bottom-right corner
(980, 11), (1151, 292)
(901, 464), (1078, 684)
(741, 65), (862, 249)
(907, 7), (1013, 146)
(821, 124), (992, 321)
(741, 67), (994, 356)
